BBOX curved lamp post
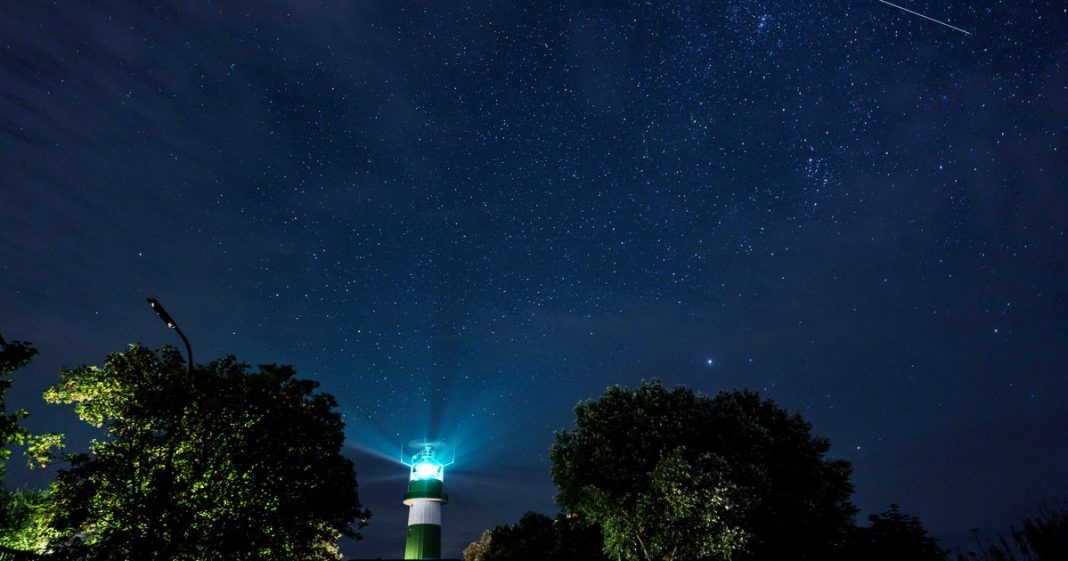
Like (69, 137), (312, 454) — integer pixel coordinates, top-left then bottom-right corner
(146, 297), (193, 376)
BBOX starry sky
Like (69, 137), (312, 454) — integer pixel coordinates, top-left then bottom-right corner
(2, 1), (1067, 558)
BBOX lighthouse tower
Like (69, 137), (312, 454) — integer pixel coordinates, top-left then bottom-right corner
(402, 442), (450, 559)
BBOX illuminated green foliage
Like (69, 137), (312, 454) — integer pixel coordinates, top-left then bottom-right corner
(592, 449), (747, 561)
(0, 488), (55, 552)
(42, 344), (369, 561)
(24, 434), (63, 471)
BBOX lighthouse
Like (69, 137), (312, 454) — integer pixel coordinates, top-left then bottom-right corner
(402, 442), (451, 559)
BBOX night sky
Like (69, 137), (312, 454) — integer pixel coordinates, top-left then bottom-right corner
(2, 1), (1067, 558)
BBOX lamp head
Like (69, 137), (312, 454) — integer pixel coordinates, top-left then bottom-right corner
(405, 442), (450, 481)
(413, 460), (441, 480)
(146, 297), (178, 329)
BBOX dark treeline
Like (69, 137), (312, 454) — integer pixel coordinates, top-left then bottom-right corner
(955, 501), (1067, 561)
(463, 381), (1067, 561)
(0, 335), (1064, 561)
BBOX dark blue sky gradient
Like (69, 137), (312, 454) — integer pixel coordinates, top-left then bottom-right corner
(2, 1), (1067, 557)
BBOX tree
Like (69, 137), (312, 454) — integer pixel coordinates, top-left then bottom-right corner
(0, 336), (37, 478)
(463, 511), (608, 561)
(554, 513), (611, 561)
(550, 380), (857, 561)
(0, 488), (52, 552)
(0, 335), (56, 552)
(478, 511), (555, 561)
(593, 449), (747, 561)
(955, 500), (1068, 561)
(846, 504), (947, 561)
(462, 530), (492, 561)
(41, 344), (369, 561)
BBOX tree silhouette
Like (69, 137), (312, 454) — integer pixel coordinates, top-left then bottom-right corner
(845, 504), (948, 561)
(0, 335), (53, 552)
(550, 380), (857, 561)
(0, 336), (36, 478)
(462, 511), (608, 561)
(955, 500), (1068, 561)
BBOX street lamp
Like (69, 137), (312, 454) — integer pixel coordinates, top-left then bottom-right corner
(146, 297), (193, 376)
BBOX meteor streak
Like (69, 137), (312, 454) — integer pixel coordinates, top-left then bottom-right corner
(877, 0), (972, 36)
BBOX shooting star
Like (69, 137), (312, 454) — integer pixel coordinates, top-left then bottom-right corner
(877, 0), (972, 36)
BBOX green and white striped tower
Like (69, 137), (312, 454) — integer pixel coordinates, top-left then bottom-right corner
(402, 443), (450, 559)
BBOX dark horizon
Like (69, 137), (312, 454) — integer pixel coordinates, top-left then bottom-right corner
(2, 1), (1066, 558)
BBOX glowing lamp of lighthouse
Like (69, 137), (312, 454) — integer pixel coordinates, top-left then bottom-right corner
(402, 442), (452, 560)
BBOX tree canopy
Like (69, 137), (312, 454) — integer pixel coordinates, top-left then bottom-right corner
(847, 504), (948, 561)
(0, 487), (51, 552)
(956, 500), (1068, 561)
(41, 344), (369, 561)
(550, 380), (857, 561)
(462, 511), (608, 561)
(0, 336), (37, 478)
(0, 335), (53, 552)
